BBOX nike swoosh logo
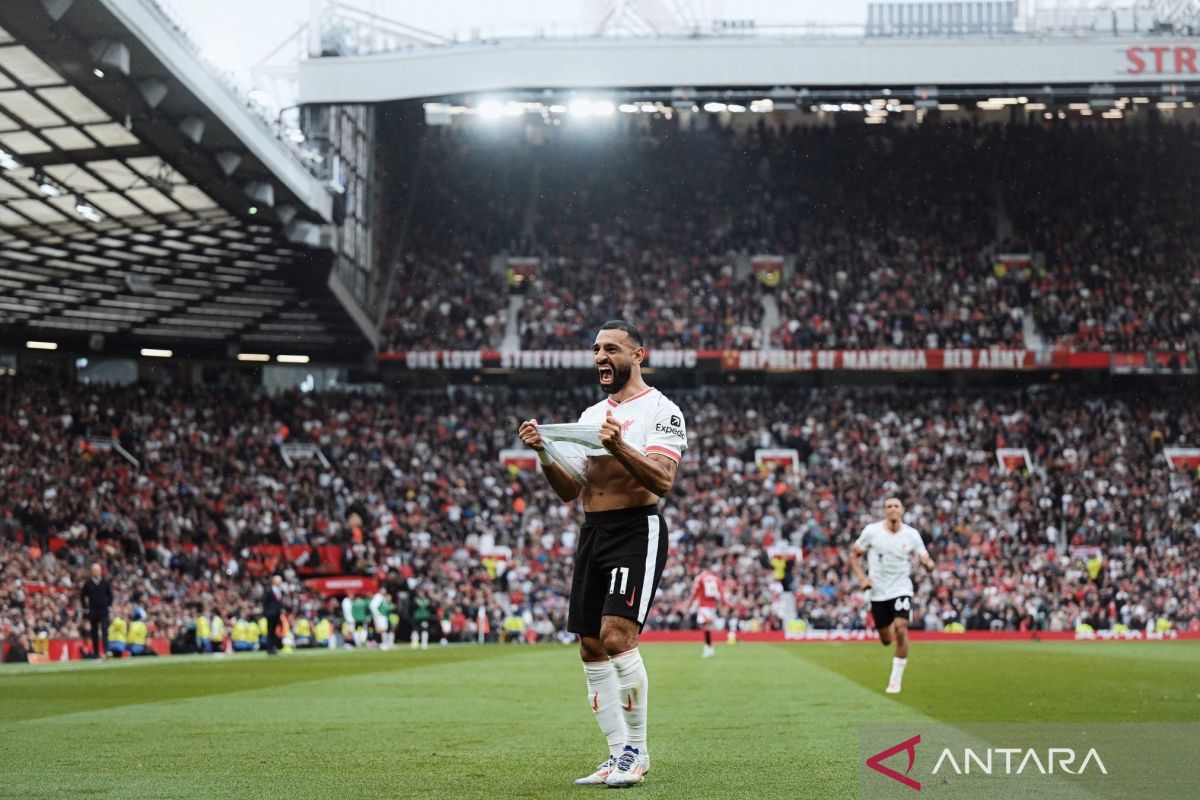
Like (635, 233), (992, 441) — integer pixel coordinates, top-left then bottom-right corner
(623, 694), (633, 712)
(591, 692), (599, 712)
(625, 587), (637, 608)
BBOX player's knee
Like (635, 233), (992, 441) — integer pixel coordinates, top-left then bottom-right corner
(579, 636), (606, 662)
(599, 621), (637, 656)
(600, 630), (630, 656)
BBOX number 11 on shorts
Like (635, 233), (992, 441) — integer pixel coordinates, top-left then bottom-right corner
(609, 567), (629, 595)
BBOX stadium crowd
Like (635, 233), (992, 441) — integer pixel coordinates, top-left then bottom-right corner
(382, 119), (1199, 354)
(3, 377), (1198, 659)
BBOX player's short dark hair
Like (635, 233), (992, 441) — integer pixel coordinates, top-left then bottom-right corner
(884, 495), (906, 507)
(598, 319), (644, 348)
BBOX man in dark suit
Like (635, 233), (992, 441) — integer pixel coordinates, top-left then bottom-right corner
(80, 563), (113, 659)
(263, 575), (284, 655)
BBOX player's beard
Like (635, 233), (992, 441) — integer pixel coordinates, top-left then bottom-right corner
(600, 360), (633, 394)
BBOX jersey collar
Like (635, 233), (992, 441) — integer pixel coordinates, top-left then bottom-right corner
(606, 386), (655, 407)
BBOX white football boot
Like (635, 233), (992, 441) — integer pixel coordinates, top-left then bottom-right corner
(605, 746), (649, 788)
(573, 755), (617, 785)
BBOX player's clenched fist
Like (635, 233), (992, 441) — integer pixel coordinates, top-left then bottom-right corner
(518, 419), (544, 451)
(599, 409), (624, 453)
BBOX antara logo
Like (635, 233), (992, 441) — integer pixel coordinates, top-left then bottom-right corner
(866, 733), (1109, 792)
(932, 747), (1107, 776)
(866, 735), (922, 791)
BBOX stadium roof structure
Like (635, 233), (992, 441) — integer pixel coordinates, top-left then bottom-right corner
(300, 32), (1200, 106)
(0, 0), (376, 362)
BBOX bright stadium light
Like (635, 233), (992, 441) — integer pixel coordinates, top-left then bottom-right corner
(478, 99), (504, 119)
(0, 148), (21, 170)
(703, 102), (727, 113)
(37, 174), (63, 197)
(140, 348), (172, 358)
(592, 100), (615, 116)
(277, 354), (310, 364)
(26, 340), (57, 350)
(568, 99), (594, 117)
(74, 198), (103, 223)
(237, 353), (270, 362)
(502, 101), (525, 117)
(618, 104), (638, 113)
(727, 104), (746, 113)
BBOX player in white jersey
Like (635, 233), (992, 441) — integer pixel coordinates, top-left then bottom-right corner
(518, 320), (687, 788)
(369, 590), (393, 651)
(849, 496), (935, 694)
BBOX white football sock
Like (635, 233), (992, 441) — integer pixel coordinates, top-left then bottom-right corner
(410, 632), (419, 649)
(890, 657), (907, 686)
(611, 648), (649, 751)
(420, 630), (428, 649)
(583, 660), (627, 758)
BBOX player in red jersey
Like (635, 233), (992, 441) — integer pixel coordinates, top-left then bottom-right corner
(688, 567), (726, 658)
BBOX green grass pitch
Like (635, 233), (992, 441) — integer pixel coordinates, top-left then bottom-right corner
(1, 641), (1198, 799)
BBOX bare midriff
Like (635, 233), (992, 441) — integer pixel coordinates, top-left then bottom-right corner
(581, 455), (660, 511)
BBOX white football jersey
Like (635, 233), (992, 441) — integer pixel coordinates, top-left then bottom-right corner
(854, 521), (929, 602)
(577, 387), (687, 463)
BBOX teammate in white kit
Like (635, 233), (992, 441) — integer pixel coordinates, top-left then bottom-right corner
(369, 589), (393, 651)
(849, 497), (935, 694)
(518, 320), (687, 788)
(688, 567), (726, 658)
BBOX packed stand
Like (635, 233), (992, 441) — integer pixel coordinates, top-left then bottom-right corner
(381, 118), (1199, 353)
(3, 379), (1199, 657)
(997, 122), (1200, 353)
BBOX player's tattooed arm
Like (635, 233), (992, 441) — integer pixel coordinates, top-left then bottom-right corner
(599, 410), (678, 496)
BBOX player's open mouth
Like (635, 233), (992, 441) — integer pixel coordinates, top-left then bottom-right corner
(597, 364), (614, 384)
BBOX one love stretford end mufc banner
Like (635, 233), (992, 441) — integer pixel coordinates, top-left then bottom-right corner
(378, 349), (1193, 372)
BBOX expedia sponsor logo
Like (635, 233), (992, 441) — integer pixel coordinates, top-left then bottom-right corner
(655, 422), (685, 439)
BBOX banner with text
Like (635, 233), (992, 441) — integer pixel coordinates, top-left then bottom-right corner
(380, 349), (1192, 372)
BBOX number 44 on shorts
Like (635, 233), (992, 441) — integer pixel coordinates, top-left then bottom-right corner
(608, 567), (630, 595)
